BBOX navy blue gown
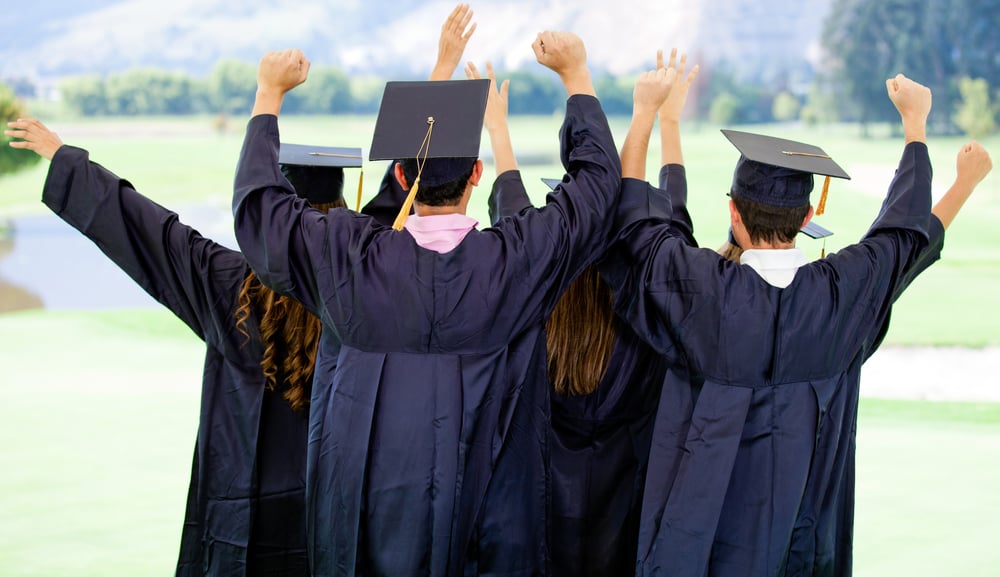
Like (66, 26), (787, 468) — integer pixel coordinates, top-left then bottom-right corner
(41, 145), (401, 577)
(600, 142), (944, 576)
(488, 165), (694, 577)
(232, 94), (622, 576)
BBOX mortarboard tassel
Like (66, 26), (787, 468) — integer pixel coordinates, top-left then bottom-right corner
(821, 239), (826, 259)
(356, 169), (364, 212)
(392, 117), (435, 231)
(816, 175), (830, 216)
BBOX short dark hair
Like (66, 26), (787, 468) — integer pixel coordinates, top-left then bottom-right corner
(399, 158), (474, 207)
(731, 194), (809, 245)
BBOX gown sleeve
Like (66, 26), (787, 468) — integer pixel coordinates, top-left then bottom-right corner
(658, 163), (697, 248)
(488, 95), (624, 308)
(232, 114), (372, 317)
(42, 145), (248, 345)
(487, 170), (534, 225)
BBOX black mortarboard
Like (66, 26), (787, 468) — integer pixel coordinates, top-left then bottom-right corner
(279, 143), (363, 205)
(722, 129), (850, 215)
(369, 79), (490, 230)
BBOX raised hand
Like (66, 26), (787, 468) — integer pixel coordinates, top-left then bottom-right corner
(532, 31), (594, 96)
(257, 49), (310, 96)
(466, 60), (516, 174)
(657, 48), (699, 124)
(633, 67), (676, 118)
(465, 61), (509, 134)
(955, 141), (993, 189)
(5, 118), (63, 160)
(432, 3), (477, 80)
(885, 73), (931, 142)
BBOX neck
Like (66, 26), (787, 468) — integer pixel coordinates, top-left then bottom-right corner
(413, 202), (466, 217)
(744, 239), (796, 251)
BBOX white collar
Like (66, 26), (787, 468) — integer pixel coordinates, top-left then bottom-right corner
(739, 248), (809, 288)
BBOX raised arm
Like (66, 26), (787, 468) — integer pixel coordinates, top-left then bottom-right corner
(656, 49), (699, 246)
(488, 32), (623, 317)
(234, 49), (351, 315)
(933, 141), (992, 229)
(430, 3), (477, 81)
(658, 49), (699, 168)
(7, 118), (246, 344)
(620, 66), (675, 180)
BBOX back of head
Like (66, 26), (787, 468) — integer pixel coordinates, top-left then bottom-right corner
(399, 157), (476, 206)
(723, 129), (849, 247)
(281, 165), (345, 205)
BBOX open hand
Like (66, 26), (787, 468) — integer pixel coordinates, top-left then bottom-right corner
(5, 118), (63, 160)
(433, 3), (477, 80)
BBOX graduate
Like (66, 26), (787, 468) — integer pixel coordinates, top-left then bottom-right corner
(231, 32), (637, 575)
(5, 119), (396, 577)
(468, 53), (688, 576)
(596, 75), (991, 575)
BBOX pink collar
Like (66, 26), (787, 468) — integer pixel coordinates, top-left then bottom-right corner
(403, 213), (479, 254)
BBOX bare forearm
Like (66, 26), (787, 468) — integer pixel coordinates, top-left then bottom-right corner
(560, 68), (596, 97)
(932, 180), (975, 229)
(252, 89), (285, 117)
(488, 122), (519, 174)
(622, 109), (656, 179)
(659, 117), (684, 166)
(902, 116), (927, 144)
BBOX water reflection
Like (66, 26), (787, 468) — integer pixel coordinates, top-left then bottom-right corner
(0, 205), (237, 313)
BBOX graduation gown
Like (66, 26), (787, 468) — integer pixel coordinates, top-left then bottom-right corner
(488, 165), (695, 577)
(600, 142), (944, 576)
(40, 147), (401, 576)
(232, 94), (622, 576)
(40, 145), (308, 576)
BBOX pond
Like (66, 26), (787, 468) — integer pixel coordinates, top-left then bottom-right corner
(0, 205), (237, 313)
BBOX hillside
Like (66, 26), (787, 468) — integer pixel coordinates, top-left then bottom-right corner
(2, 0), (834, 83)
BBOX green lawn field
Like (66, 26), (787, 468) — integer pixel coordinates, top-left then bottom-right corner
(0, 309), (998, 576)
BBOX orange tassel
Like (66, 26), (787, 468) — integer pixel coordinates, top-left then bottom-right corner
(816, 176), (830, 216)
(392, 179), (419, 231)
(355, 169), (364, 212)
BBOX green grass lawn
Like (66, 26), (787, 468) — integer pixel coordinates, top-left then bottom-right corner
(0, 309), (998, 575)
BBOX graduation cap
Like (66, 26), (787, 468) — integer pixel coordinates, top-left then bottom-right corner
(278, 143), (364, 206)
(722, 129), (850, 216)
(541, 177), (563, 191)
(369, 79), (490, 230)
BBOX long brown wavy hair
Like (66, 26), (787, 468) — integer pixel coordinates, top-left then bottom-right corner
(234, 199), (343, 411)
(546, 264), (617, 396)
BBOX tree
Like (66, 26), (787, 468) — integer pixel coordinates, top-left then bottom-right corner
(822, 0), (1000, 135)
(772, 91), (801, 122)
(207, 60), (257, 116)
(953, 77), (997, 139)
(708, 92), (739, 125)
(505, 72), (563, 115)
(822, 0), (930, 135)
(60, 75), (109, 116)
(284, 66), (352, 114)
(0, 82), (41, 176)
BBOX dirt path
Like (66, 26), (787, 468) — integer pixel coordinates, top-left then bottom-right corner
(861, 346), (1000, 402)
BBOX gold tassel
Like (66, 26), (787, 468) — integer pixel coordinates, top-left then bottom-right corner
(355, 169), (364, 212)
(391, 116), (435, 231)
(816, 176), (830, 216)
(821, 239), (826, 259)
(393, 179), (419, 231)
